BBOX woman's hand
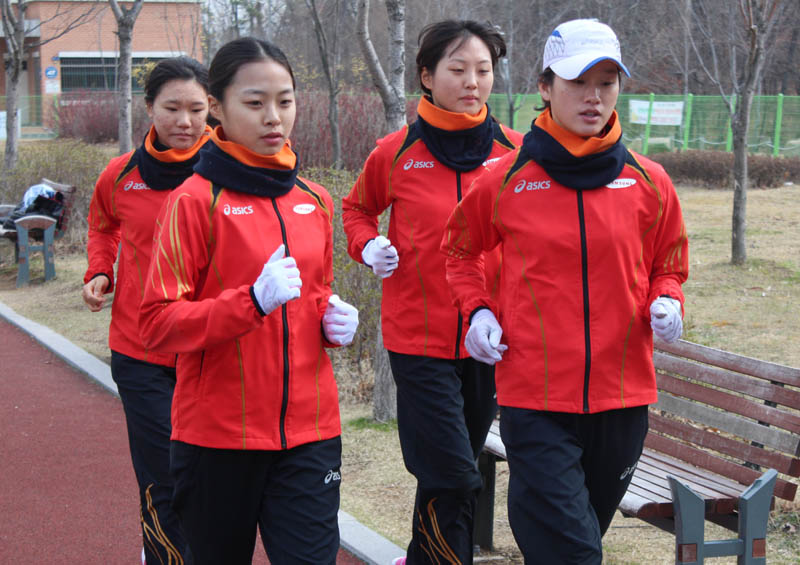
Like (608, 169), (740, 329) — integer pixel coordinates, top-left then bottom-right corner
(82, 275), (110, 312)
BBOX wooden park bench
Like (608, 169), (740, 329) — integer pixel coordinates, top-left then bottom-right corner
(0, 178), (76, 287)
(474, 339), (800, 564)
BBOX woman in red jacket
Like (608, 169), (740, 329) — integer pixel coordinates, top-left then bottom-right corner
(342, 20), (522, 565)
(81, 56), (210, 564)
(139, 37), (358, 564)
(442, 19), (689, 564)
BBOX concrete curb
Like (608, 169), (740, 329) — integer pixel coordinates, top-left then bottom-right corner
(0, 299), (405, 565)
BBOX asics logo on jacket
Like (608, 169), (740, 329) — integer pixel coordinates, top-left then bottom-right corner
(403, 158), (435, 170)
(513, 179), (551, 193)
(223, 203), (254, 215)
(123, 180), (149, 191)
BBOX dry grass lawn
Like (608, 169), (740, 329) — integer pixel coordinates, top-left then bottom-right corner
(1, 183), (799, 563)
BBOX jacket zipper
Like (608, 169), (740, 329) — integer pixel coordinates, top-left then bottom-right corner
(576, 191), (592, 413)
(454, 171), (463, 359)
(272, 198), (291, 449)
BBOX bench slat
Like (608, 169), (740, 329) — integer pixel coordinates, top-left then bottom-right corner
(656, 372), (800, 435)
(619, 489), (667, 518)
(645, 432), (798, 501)
(636, 459), (742, 501)
(655, 351), (800, 411)
(654, 392), (800, 455)
(641, 449), (747, 493)
(483, 423), (506, 459)
(657, 371), (800, 435)
(656, 341), (800, 388)
(623, 483), (675, 516)
(649, 412), (800, 476)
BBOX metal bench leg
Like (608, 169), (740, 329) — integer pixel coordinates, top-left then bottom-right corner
(42, 223), (56, 281)
(736, 468), (776, 565)
(15, 227), (30, 287)
(670, 468), (778, 565)
(474, 451), (496, 551)
(669, 476), (707, 564)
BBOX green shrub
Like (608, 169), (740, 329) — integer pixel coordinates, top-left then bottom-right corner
(650, 150), (800, 188)
(302, 166), (385, 400)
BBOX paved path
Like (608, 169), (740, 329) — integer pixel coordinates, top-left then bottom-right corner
(0, 319), (370, 564)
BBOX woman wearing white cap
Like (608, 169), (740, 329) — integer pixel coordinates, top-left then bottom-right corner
(441, 19), (688, 563)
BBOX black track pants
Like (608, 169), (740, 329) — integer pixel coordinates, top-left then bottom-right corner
(499, 405), (649, 565)
(111, 351), (190, 565)
(389, 352), (498, 565)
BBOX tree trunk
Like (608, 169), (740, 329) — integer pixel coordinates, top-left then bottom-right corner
(117, 20), (134, 154)
(356, 0), (405, 420)
(730, 96), (752, 265)
(384, 0), (406, 132)
(372, 317), (396, 422)
(356, 0), (406, 133)
(328, 90), (342, 169)
(3, 63), (21, 170)
(1, 0), (25, 171)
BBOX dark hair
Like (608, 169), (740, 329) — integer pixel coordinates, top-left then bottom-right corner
(416, 20), (507, 97)
(208, 37), (295, 101)
(535, 68), (555, 111)
(144, 56), (209, 106)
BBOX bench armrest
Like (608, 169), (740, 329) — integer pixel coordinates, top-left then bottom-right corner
(15, 215), (57, 230)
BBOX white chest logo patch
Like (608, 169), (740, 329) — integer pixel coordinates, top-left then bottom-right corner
(606, 178), (636, 189)
(293, 203), (316, 215)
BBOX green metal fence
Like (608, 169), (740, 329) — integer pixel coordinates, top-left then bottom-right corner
(488, 93), (800, 157)
(3, 92), (800, 155)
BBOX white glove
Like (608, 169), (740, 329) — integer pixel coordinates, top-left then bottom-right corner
(650, 296), (683, 343)
(362, 235), (399, 279)
(465, 309), (508, 365)
(252, 244), (302, 315)
(322, 294), (359, 345)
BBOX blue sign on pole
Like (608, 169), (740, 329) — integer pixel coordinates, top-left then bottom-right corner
(45, 66), (58, 79)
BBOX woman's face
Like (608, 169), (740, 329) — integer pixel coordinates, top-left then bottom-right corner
(209, 59), (296, 155)
(421, 35), (494, 115)
(146, 79), (209, 150)
(539, 60), (620, 138)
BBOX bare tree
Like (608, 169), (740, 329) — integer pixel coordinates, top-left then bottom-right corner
(682, 0), (784, 264)
(306, 0), (345, 168)
(356, 0), (406, 420)
(108, 0), (143, 155)
(356, 0), (406, 132)
(0, 0), (98, 169)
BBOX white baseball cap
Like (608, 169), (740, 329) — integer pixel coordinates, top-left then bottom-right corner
(542, 19), (630, 80)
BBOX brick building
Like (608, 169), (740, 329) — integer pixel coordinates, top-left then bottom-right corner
(0, 0), (203, 127)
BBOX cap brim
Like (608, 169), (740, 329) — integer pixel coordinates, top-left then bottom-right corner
(550, 54), (630, 80)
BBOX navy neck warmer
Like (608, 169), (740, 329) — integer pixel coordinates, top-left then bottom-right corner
(521, 124), (627, 190)
(193, 141), (299, 197)
(415, 107), (495, 172)
(135, 137), (201, 191)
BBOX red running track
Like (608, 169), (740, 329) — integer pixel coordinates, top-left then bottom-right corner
(0, 319), (364, 564)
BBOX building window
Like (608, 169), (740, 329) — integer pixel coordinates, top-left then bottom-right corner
(60, 57), (160, 92)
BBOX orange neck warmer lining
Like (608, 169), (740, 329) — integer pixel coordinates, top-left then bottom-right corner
(145, 125), (211, 163)
(210, 126), (297, 170)
(534, 108), (622, 158)
(417, 96), (488, 132)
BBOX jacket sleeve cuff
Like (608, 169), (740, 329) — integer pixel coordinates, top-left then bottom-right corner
(249, 286), (267, 317)
(89, 272), (114, 294)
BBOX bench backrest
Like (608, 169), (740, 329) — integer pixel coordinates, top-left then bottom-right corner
(39, 178), (76, 240)
(651, 340), (800, 503)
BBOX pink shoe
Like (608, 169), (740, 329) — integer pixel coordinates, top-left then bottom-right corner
(391, 558), (406, 565)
